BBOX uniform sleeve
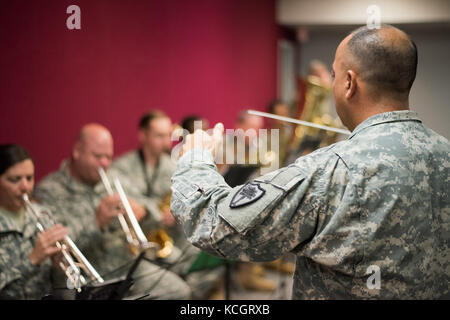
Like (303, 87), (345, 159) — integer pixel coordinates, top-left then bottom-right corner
(0, 234), (52, 299)
(0, 247), (38, 292)
(170, 147), (343, 262)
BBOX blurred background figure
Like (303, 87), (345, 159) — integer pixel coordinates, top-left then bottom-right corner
(112, 112), (225, 300)
(181, 115), (210, 135)
(266, 99), (294, 167)
(286, 59), (344, 165)
(218, 111), (264, 182)
(114, 111), (176, 234)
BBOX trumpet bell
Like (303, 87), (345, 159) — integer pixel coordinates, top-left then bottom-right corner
(146, 229), (174, 259)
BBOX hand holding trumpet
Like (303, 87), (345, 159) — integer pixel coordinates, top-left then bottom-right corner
(29, 224), (68, 265)
(95, 193), (147, 229)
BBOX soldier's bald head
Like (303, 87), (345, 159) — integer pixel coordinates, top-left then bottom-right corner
(76, 123), (113, 149)
(71, 123), (114, 184)
(339, 25), (417, 99)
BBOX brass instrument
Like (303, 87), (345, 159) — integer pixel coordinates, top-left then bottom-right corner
(292, 75), (342, 150)
(22, 194), (104, 292)
(146, 192), (174, 259)
(98, 168), (157, 255)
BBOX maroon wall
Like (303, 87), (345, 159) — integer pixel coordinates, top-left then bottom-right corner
(0, 0), (278, 181)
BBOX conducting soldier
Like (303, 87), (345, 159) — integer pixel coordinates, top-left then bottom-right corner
(170, 25), (449, 299)
(34, 124), (191, 299)
(0, 144), (68, 299)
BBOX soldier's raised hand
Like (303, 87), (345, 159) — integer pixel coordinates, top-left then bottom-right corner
(181, 123), (224, 157)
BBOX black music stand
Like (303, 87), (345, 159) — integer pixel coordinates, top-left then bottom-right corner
(77, 250), (148, 300)
(44, 251), (148, 300)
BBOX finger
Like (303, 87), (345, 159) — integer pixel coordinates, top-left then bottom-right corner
(103, 195), (122, 212)
(213, 122), (224, 138)
(47, 224), (65, 233)
(102, 194), (119, 205)
(112, 194), (122, 202)
(44, 246), (62, 257)
(184, 133), (193, 145)
(212, 123), (224, 145)
(107, 194), (121, 204)
(37, 233), (48, 247)
(44, 227), (69, 245)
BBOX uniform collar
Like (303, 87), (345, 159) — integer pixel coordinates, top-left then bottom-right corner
(349, 110), (422, 139)
(59, 160), (104, 194)
(0, 206), (21, 233)
(0, 206), (36, 239)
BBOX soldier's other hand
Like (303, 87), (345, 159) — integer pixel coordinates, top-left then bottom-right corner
(128, 198), (147, 222)
(96, 194), (123, 228)
(181, 123), (224, 157)
(29, 224), (68, 265)
(50, 251), (64, 269)
(161, 208), (176, 227)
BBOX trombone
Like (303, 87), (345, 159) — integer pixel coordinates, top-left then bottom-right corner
(247, 110), (351, 135)
(22, 194), (104, 292)
(98, 168), (156, 255)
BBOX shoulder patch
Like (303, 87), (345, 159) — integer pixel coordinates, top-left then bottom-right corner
(230, 182), (265, 208)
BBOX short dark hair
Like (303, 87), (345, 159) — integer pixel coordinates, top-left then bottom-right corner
(181, 115), (203, 134)
(267, 99), (285, 114)
(347, 25), (418, 96)
(138, 110), (169, 130)
(237, 110), (249, 124)
(0, 144), (33, 175)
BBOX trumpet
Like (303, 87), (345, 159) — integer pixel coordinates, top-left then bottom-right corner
(98, 168), (156, 255)
(22, 194), (104, 292)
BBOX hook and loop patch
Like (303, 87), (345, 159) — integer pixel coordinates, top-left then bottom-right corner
(230, 182), (266, 208)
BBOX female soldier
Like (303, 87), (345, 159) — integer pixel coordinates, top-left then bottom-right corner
(0, 144), (68, 299)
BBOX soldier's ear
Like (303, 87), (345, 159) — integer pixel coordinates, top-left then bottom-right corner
(138, 129), (146, 145)
(345, 70), (357, 99)
(72, 142), (81, 160)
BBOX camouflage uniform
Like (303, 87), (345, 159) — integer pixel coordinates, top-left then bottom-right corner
(34, 161), (191, 300)
(0, 206), (52, 299)
(112, 150), (225, 299)
(171, 111), (450, 299)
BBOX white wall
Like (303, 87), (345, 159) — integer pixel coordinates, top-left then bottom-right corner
(277, 0), (450, 25)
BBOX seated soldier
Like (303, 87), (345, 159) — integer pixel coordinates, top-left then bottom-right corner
(0, 144), (68, 299)
(112, 111), (225, 299)
(34, 124), (191, 300)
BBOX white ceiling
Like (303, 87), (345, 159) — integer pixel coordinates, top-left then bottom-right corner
(277, 0), (450, 26)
